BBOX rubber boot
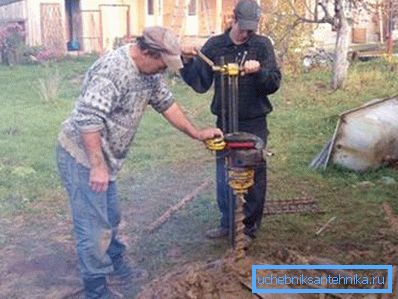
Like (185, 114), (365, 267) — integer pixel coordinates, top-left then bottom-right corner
(83, 276), (110, 299)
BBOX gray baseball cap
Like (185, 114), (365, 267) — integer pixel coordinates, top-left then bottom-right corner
(143, 26), (183, 72)
(234, 0), (261, 31)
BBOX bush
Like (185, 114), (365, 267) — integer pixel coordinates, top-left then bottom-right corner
(0, 23), (25, 65)
(36, 66), (63, 105)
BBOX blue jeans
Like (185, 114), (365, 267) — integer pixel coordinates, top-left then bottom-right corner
(56, 145), (126, 281)
(216, 118), (267, 237)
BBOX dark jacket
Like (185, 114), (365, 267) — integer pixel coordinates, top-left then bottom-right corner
(180, 29), (281, 124)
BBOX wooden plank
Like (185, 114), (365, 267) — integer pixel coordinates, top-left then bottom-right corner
(40, 3), (65, 53)
(147, 180), (211, 233)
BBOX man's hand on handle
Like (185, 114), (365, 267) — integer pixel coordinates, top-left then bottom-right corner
(195, 128), (223, 141)
(181, 45), (198, 58)
(243, 60), (260, 74)
(162, 102), (223, 142)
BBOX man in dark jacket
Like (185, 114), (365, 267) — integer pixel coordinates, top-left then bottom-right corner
(180, 0), (281, 244)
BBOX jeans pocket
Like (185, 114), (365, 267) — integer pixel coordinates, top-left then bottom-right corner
(56, 145), (80, 196)
(56, 146), (71, 186)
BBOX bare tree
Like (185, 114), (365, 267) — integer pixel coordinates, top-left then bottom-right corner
(287, 0), (364, 89)
(331, 0), (350, 89)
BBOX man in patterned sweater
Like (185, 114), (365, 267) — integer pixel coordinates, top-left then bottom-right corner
(180, 0), (281, 245)
(56, 26), (222, 299)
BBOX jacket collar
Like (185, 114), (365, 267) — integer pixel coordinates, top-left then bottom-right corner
(222, 27), (255, 47)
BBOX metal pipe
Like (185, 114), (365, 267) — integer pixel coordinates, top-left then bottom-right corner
(227, 74), (234, 133)
(231, 75), (239, 132)
(220, 56), (226, 132)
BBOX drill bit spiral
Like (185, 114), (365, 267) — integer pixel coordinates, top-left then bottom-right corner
(228, 168), (254, 261)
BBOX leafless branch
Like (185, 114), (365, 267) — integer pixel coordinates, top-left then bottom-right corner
(318, 1), (336, 24)
(287, 0), (335, 25)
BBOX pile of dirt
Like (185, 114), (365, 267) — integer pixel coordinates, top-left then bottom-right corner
(136, 251), (314, 299)
(137, 252), (251, 299)
(137, 249), (397, 299)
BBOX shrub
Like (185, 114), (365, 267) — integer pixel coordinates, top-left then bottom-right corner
(36, 67), (62, 105)
(0, 23), (26, 65)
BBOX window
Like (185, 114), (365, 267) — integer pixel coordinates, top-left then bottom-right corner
(188, 0), (196, 16)
(147, 0), (154, 15)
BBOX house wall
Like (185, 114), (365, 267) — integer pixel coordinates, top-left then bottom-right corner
(0, 0), (67, 51)
(74, 0), (240, 49)
(25, 0), (66, 49)
(162, 0), (171, 29)
(134, 0), (237, 38)
(197, 0), (220, 35)
(79, 0), (133, 52)
(351, 4), (380, 43)
(221, 0), (236, 31)
(310, 0), (381, 47)
(132, 0), (143, 35)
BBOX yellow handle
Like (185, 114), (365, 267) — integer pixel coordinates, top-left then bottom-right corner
(205, 137), (226, 151)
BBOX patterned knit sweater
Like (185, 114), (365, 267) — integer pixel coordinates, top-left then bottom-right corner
(58, 44), (174, 179)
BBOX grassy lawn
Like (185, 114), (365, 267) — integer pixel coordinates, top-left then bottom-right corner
(0, 56), (398, 296)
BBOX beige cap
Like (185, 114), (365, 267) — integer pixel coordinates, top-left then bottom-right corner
(142, 26), (183, 72)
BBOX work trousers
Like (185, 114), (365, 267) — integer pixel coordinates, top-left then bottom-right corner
(216, 118), (267, 237)
(56, 145), (126, 283)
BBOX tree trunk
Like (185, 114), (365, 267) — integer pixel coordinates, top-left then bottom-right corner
(332, 4), (350, 90)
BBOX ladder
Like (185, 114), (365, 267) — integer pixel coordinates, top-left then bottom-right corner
(170, 0), (187, 38)
(200, 0), (213, 35)
(170, 0), (214, 38)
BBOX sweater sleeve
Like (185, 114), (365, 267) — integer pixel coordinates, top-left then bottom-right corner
(179, 41), (214, 94)
(149, 76), (175, 113)
(73, 74), (119, 133)
(255, 37), (282, 96)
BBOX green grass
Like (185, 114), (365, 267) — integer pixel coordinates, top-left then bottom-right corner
(0, 58), (97, 214)
(257, 59), (398, 265)
(0, 57), (398, 283)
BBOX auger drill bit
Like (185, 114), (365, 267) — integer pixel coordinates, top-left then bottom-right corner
(206, 133), (265, 261)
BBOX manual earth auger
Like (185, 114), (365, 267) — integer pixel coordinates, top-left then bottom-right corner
(199, 50), (266, 261)
(207, 133), (264, 261)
